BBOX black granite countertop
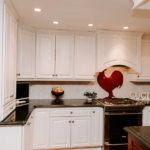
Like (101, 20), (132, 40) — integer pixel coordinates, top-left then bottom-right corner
(0, 99), (103, 126)
(124, 126), (150, 149)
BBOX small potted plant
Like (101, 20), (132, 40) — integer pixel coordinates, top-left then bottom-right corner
(84, 91), (97, 103)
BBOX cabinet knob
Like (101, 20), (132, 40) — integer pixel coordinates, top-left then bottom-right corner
(93, 75), (95, 77)
(56, 74), (58, 76)
(31, 116), (34, 118)
(10, 107), (13, 109)
(93, 111), (95, 113)
(52, 74), (55, 76)
(17, 73), (20, 76)
(27, 122), (31, 125)
(137, 76), (139, 78)
(69, 121), (71, 123)
(72, 121), (74, 123)
(70, 112), (73, 114)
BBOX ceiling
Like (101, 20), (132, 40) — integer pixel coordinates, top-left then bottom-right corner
(11, 0), (150, 35)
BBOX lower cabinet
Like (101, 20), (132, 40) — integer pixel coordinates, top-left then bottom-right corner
(50, 117), (71, 148)
(33, 108), (50, 149)
(71, 117), (91, 147)
(32, 107), (103, 150)
(142, 106), (150, 126)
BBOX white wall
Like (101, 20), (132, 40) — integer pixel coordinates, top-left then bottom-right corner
(29, 67), (150, 99)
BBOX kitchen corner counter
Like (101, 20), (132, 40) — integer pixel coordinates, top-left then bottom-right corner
(0, 99), (103, 126)
(124, 126), (150, 149)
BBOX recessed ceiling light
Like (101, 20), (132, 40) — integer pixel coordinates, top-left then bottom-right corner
(88, 24), (93, 27)
(53, 21), (59, 24)
(34, 8), (41, 12)
(123, 26), (129, 29)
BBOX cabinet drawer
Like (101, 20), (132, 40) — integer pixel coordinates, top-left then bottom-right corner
(50, 108), (91, 116)
(3, 101), (16, 118)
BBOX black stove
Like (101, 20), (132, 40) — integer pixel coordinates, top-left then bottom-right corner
(97, 98), (145, 111)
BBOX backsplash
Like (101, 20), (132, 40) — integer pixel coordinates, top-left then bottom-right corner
(29, 67), (150, 99)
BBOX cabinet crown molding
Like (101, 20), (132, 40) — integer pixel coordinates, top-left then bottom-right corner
(96, 30), (144, 37)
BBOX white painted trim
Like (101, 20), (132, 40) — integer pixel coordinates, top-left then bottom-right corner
(0, 0), (3, 121)
(132, 0), (147, 9)
(96, 30), (144, 37)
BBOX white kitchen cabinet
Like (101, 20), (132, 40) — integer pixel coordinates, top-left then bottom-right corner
(71, 117), (91, 147)
(143, 106), (150, 126)
(23, 112), (34, 150)
(0, 3), (17, 121)
(130, 40), (150, 82)
(36, 34), (55, 79)
(55, 35), (74, 79)
(92, 107), (104, 146)
(74, 36), (95, 80)
(96, 30), (143, 73)
(17, 29), (35, 79)
(33, 108), (49, 149)
(50, 117), (71, 148)
(0, 126), (22, 150)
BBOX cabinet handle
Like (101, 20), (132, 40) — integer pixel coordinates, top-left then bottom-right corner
(93, 111), (95, 113)
(72, 121), (74, 123)
(70, 112), (73, 114)
(69, 121), (71, 123)
(138, 76), (139, 78)
(17, 73), (20, 76)
(10, 107), (13, 109)
(27, 122), (31, 125)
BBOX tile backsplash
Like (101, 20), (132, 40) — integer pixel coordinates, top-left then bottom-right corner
(29, 67), (150, 99)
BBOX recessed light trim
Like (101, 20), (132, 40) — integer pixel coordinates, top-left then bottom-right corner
(53, 21), (59, 24)
(34, 8), (41, 12)
(123, 26), (129, 29)
(88, 24), (93, 27)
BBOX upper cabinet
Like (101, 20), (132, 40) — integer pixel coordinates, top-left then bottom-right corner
(0, 4), (17, 121)
(74, 36), (95, 80)
(130, 39), (150, 82)
(36, 34), (55, 79)
(55, 35), (74, 79)
(17, 30), (96, 81)
(17, 29), (35, 79)
(96, 30), (143, 73)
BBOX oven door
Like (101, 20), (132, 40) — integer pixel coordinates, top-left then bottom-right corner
(105, 112), (142, 144)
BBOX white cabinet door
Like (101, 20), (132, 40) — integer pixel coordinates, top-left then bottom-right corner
(3, 5), (12, 105)
(23, 112), (34, 150)
(17, 29), (35, 79)
(137, 40), (150, 80)
(36, 34), (55, 78)
(50, 117), (71, 148)
(92, 107), (103, 146)
(10, 17), (17, 101)
(71, 117), (91, 147)
(55, 35), (74, 79)
(143, 106), (150, 126)
(33, 109), (49, 149)
(74, 36), (95, 80)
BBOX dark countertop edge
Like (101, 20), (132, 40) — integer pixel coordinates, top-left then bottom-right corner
(124, 127), (150, 149)
(0, 104), (104, 126)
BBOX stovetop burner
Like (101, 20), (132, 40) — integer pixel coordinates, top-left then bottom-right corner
(97, 98), (145, 111)
(98, 98), (137, 105)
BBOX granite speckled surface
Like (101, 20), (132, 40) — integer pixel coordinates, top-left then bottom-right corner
(0, 99), (103, 126)
(124, 126), (150, 149)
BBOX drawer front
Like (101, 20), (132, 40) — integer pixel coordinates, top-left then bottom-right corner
(50, 108), (92, 116)
(3, 101), (16, 118)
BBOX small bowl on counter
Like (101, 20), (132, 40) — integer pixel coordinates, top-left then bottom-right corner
(51, 90), (64, 104)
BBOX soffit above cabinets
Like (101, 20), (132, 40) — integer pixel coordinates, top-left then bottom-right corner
(9, 0), (150, 35)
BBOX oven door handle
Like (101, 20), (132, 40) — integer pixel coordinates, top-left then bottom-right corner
(105, 112), (142, 115)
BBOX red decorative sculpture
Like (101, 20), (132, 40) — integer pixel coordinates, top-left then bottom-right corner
(97, 69), (123, 98)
